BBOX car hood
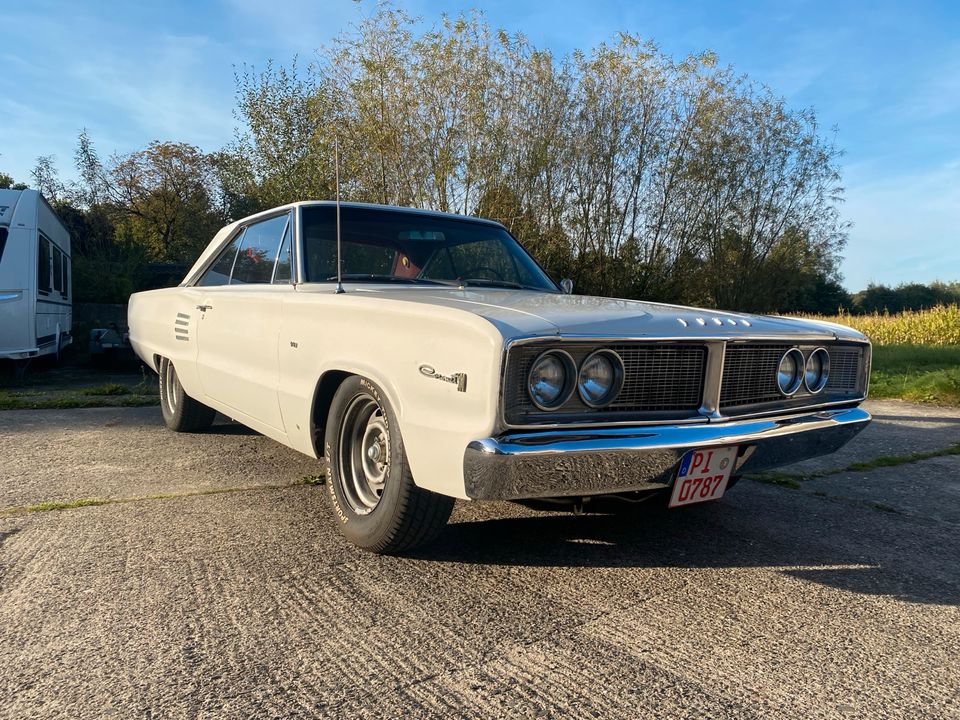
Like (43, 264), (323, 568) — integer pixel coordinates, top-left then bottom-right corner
(334, 286), (866, 342)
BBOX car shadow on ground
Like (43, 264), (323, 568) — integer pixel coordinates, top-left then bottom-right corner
(202, 419), (260, 436)
(417, 500), (959, 606)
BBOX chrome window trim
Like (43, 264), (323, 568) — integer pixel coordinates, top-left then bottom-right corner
(188, 208), (292, 288)
(497, 335), (870, 432)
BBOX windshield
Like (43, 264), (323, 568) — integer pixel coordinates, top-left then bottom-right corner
(300, 205), (557, 291)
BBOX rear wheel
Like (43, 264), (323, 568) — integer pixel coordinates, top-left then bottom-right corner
(158, 357), (216, 432)
(324, 375), (453, 554)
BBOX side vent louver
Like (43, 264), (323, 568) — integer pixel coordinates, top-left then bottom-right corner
(175, 313), (190, 341)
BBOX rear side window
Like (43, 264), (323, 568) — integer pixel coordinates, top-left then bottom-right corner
(198, 232), (244, 287)
(0, 228), (7, 265)
(231, 214), (288, 285)
(38, 235), (51, 293)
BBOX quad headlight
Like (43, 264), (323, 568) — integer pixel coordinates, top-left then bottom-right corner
(577, 350), (625, 407)
(804, 347), (830, 393)
(777, 348), (805, 396)
(527, 350), (576, 410)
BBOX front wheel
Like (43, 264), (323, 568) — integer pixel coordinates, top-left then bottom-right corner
(324, 375), (454, 554)
(158, 357), (216, 432)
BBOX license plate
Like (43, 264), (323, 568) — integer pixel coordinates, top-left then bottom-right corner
(668, 446), (739, 508)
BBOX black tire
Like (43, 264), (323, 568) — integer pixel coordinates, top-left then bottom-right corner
(158, 357), (216, 432)
(324, 375), (454, 554)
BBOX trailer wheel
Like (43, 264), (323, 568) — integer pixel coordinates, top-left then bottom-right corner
(158, 357), (216, 432)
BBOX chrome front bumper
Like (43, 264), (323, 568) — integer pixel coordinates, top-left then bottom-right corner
(463, 407), (871, 500)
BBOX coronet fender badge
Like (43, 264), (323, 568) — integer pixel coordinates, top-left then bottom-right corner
(419, 364), (468, 393)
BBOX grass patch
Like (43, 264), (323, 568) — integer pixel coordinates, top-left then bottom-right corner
(302, 474), (326, 485)
(869, 345), (960, 405)
(844, 442), (960, 472)
(0, 391), (158, 410)
(2, 476), (325, 516)
(748, 441), (960, 487)
(750, 472), (802, 489)
(82, 383), (131, 396)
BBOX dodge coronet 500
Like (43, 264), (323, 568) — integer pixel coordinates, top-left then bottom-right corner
(129, 202), (871, 553)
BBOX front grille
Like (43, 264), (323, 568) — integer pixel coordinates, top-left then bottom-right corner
(503, 343), (706, 425)
(503, 340), (866, 426)
(720, 343), (864, 410)
(826, 347), (862, 391)
(719, 344), (786, 407)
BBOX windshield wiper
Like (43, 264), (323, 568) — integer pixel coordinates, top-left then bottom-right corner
(458, 278), (531, 290)
(325, 274), (448, 285)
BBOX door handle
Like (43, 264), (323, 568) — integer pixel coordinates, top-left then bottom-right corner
(196, 304), (213, 312)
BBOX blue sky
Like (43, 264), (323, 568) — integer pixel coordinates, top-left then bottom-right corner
(1, 0), (957, 291)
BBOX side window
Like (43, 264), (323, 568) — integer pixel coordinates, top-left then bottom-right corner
(232, 214), (288, 285)
(272, 221), (292, 284)
(38, 235), (51, 294)
(198, 231), (244, 287)
(53, 246), (63, 293)
(62, 254), (69, 298)
(0, 228), (7, 266)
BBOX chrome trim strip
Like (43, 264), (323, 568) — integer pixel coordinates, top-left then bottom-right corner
(465, 407), (871, 500)
(699, 340), (725, 418)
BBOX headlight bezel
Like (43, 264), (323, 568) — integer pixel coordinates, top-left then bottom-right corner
(576, 349), (625, 408)
(776, 348), (805, 396)
(804, 347), (830, 394)
(526, 349), (577, 411)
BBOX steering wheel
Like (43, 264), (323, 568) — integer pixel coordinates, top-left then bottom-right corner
(460, 265), (505, 281)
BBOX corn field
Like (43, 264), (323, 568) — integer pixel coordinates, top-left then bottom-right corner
(795, 305), (960, 346)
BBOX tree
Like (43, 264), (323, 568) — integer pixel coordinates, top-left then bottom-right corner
(228, 9), (848, 309)
(75, 137), (225, 262)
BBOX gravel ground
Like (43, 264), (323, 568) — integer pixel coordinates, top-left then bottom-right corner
(1, 400), (958, 719)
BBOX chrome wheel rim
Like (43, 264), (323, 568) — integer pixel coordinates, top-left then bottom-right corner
(163, 362), (180, 416)
(337, 393), (390, 514)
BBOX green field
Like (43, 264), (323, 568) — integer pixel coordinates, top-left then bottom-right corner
(794, 306), (960, 406)
(868, 345), (960, 406)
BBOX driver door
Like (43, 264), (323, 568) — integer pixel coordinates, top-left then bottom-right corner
(194, 213), (293, 432)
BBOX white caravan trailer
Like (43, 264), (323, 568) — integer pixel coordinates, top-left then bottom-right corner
(0, 188), (72, 361)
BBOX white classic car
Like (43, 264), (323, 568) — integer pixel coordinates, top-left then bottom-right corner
(129, 202), (872, 553)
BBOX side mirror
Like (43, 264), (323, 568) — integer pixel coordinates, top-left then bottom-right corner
(560, 278), (574, 294)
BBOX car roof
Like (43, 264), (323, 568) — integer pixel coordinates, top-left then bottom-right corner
(236, 201), (506, 230)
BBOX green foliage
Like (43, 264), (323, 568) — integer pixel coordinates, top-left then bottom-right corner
(868, 345), (960, 405)
(852, 282), (960, 314)
(227, 9), (847, 311)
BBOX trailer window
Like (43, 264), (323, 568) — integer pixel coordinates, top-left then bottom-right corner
(38, 235), (51, 293)
(62, 253), (69, 298)
(0, 228), (7, 265)
(53, 246), (63, 293)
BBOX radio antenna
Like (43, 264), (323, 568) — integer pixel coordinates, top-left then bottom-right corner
(334, 136), (344, 294)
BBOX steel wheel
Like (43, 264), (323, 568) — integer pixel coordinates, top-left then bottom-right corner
(337, 392), (390, 514)
(163, 360), (180, 417)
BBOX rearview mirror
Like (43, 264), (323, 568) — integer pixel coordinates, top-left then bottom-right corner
(560, 278), (574, 294)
